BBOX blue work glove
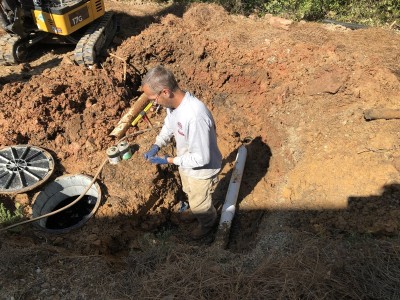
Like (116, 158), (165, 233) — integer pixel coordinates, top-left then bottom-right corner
(149, 155), (169, 165)
(144, 144), (160, 160)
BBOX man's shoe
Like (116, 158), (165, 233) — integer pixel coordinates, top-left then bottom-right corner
(179, 209), (197, 223)
(190, 224), (214, 240)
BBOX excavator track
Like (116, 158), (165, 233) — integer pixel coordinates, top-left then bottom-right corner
(0, 34), (21, 65)
(0, 32), (48, 65)
(74, 11), (117, 65)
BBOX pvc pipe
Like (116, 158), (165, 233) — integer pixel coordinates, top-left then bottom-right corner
(109, 93), (150, 138)
(214, 145), (247, 249)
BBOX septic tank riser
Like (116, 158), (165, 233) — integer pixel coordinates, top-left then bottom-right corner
(214, 145), (247, 249)
(32, 174), (101, 234)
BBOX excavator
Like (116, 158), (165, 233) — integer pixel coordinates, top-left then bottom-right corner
(0, 0), (117, 65)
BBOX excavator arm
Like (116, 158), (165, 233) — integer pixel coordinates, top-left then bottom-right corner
(0, 0), (35, 36)
(0, 0), (15, 26)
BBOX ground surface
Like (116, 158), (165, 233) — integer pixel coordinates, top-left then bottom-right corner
(1, 1), (400, 299)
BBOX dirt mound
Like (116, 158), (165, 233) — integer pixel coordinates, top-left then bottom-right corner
(1, 1), (400, 298)
(0, 64), (129, 158)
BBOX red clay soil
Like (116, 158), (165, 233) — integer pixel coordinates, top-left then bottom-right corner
(1, 1), (400, 298)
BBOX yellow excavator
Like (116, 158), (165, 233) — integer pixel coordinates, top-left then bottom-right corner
(0, 0), (117, 65)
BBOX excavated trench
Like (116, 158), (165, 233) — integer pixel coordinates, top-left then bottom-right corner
(2, 2), (400, 299)
(0, 11), (276, 252)
(0, 3), (399, 256)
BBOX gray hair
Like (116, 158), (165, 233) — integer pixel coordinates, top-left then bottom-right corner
(142, 65), (179, 94)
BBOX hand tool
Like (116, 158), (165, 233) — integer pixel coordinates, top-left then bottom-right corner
(131, 101), (153, 127)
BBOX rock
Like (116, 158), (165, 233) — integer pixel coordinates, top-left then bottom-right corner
(61, 56), (75, 65)
(269, 17), (293, 30)
(54, 134), (65, 147)
(14, 193), (29, 206)
(68, 142), (81, 155)
(84, 139), (96, 153)
(306, 71), (345, 95)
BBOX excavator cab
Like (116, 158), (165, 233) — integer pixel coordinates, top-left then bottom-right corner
(0, 0), (117, 65)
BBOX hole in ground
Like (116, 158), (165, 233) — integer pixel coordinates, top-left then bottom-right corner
(32, 174), (102, 233)
(46, 195), (97, 230)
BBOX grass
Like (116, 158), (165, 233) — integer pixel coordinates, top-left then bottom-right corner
(0, 202), (24, 227)
(3, 231), (399, 299)
(173, 0), (400, 26)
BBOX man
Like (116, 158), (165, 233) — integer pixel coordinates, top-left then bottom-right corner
(142, 65), (222, 240)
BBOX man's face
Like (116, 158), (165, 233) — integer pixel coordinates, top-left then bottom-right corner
(142, 84), (173, 108)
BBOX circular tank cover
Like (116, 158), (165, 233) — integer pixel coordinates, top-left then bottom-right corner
(0, 145), (55, 194)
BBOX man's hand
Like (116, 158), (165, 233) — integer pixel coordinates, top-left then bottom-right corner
(149, 155), (169, 165)
(144, 144), (160, 160)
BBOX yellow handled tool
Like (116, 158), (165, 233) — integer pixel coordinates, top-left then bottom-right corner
(131, 102), (153, 127)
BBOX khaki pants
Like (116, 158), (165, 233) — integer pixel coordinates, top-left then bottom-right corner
(179, 171), (218, 228)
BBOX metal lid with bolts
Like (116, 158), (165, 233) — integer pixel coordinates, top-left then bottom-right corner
(106, 146), (120, 164)
(118, 141), (132, 160)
